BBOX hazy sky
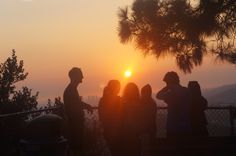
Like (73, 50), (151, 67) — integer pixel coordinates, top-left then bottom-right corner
(1, 0), (236, 104)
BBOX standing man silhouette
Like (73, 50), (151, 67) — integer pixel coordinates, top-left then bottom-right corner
(63, 67), (92, 156)
(156, 71), (191, 137)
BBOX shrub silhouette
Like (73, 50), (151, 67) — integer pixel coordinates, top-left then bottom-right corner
(0, 49), (38, 114)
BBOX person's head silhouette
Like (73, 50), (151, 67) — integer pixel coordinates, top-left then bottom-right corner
(107, 80), (121, 96)
(68, 67), (83, 85)
(123, 82), (140, 102)
(163, 71), (179, 86)
(141, 84), (152, 98)
(188, 81), (201, 97)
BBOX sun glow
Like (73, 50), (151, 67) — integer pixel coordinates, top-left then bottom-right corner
(124, 70), (132, 78)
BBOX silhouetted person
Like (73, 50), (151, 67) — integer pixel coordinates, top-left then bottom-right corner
(188, 81), (208, 136)
(63, 67), (92, 156)
(140, 84), (157, 138)
(156, 71), (191, 137)
(121, 82), (141, 156)
(98, 86), (109, 125)
(140, 84), (157, 156)
(98, 80), (122, 156)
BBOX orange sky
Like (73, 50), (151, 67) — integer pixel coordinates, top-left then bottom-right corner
(1, 0), (236, 105)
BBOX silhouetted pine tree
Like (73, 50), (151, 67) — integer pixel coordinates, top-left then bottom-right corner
(118, 0), (236, 73)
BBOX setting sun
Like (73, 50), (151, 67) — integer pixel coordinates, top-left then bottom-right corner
(124, 70), (132, 78)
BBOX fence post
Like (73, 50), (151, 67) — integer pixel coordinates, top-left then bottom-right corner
(229, 105), (235, 136)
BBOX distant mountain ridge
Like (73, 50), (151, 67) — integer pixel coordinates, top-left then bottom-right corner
(78, 84), (236, 107)
(202, 84), (236, 106)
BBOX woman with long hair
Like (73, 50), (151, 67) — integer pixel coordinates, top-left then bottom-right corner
(140, 84), (157, 156)
(121, 82), (141, 156)
(98, 80), (122, 156)
(188, 81), (208, 136)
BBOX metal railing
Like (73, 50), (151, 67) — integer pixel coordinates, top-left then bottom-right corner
(0, 106), (61, 119)
(0, 106), (235, 137)
(156, 106), (236, 137)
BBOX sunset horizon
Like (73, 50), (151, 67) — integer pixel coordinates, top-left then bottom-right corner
(1, 1), (236, 156)
(1, 0), (236, 105)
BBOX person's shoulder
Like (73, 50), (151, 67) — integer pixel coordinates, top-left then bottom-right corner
(174, 85), (190, 96)
(98, 98), (104, 108)
(172, 85), (185, 91)
(63, 85), (70, 96)
(179, 85), (189, 92)
(98, 97), (106, 105)
(64, 84), (72, 91)
(179, 85), (187, 89)
(63, 85), (71, 96)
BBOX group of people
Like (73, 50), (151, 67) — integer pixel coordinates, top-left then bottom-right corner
(156, 71), (208, 137)
(63, 67), (208, 156)
(98, 81), (157, 156)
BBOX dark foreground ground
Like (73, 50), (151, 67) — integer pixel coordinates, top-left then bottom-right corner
(0, 135), (235, 156)
(154, 136), (236, 156)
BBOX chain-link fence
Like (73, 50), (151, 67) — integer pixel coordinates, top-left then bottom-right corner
(84, 106), (236, 138)
(0, 105), (235, 155)
(0, 106), (235, 138)
(156, 106), (236, 137)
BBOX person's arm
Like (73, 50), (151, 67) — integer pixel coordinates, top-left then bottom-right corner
(81, 101), (93, 113)
(156, 86), (171, 100)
